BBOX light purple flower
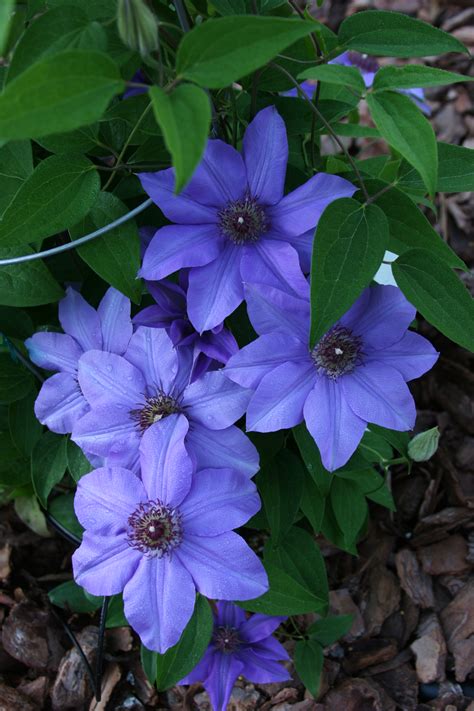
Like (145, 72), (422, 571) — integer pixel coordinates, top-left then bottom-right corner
(72, 325), (258, 477)
(134, 270), (238, 382)
(72, 418), (267, 653)
(178, 601), (290, 711)
(138, 106), (355, 332)
(25, 287), (132, 434)
(225, 256), (438, 471)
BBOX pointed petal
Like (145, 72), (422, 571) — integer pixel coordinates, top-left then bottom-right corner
(26, 332), (82, 374)
(186, 424), (259, 479)
(72, 531), (140, 596)
(250, 635), (290, 661)
(197, 328), (238, 365)
(124, 327), (178, 394)
(244, 282), (309, 341)
(183, 370), (250, 430)
(240, 614), (286, 643)
(78, 351), (144, 408)
(269, 228), (313, 273)
(140, 224), (225, 281)
(98, 288), (133, 355)
(367, 331), (438, 382)
(247, 361), (316, 433)
(123, 555), (196, 653)
(72, 406), (140, 460)
(197, 139), (247, 205)
(139, 415), (192, 507)
(34, 373), (88, 434)
(304, 376), (366, 471)
(268, 173), (356, 236)
(205, 652), (244, 711)
(180, 468), (260, 536)
(177, 532), (268, 600)
(239, 651), (291, 684)
(216, 601), (247, 628)
(74, 466), (146, 533)
(187, 245), (244, 332)
(139, 168), (219, 223)
(243, 106), (288, 205)
(178, 647), (215, 685)
(59, 287), (102, 351)
(241, 239), (310, 297)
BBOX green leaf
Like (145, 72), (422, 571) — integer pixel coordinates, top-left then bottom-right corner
(294, 639), (324, 697)
(0, 50), (125, 141)
(358, 430), (393, 465)
(48, 492), (84, 539)
(149, 84), (211, 193)
(298, 64), (365, 94)
(293, 423), (333, 497)
(176, 16), (316, 88)
(392, 249), (474, 352)
(367, 90), (437, 195)
(0, 354), (34, 404)
(106, 595), (128, 628)
(408, 426), (440, 462)
(0, 154), (100, 248)
(330, 478), (368, 548)
(308, 614), (353, 646)
(300, 472), (325, 534)
(331, 122), (380, 139)
(373, 65), (472, 92)
(0, 248), (63, 306)
(399, 142), (474, 194)
(338, 10), (468, 57)
(153, 595), (213, 690)
(31, 432), (68, 508)
(337, 467), (396, 512)
(0, 141), (33, 216)
(257, 449), (304, 542)
(14, 495), (51, 537)
(368, 424), (409, 458)
(0, 0), (14, 55)
(70, 191), (142, 303)
(67, 439), (92, 482)
(141, 644), (157, 685)
(310, 198), (389, 345)
(9, 391), (42, 457)
(320, 495), (357, 555)
(0, 306), (34, 339)
(49, 580), (102, 613)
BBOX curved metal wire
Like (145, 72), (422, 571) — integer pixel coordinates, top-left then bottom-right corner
(0, 198), (153, 266)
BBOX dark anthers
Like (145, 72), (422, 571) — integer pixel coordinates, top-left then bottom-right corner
(127, 500), (183, 557)
(218, 195), (268, 245)
(213, 625), (242, 654)
(130, 392), (181, 432)
(347, 51), (379, 75)
(311, 325), (363, 379)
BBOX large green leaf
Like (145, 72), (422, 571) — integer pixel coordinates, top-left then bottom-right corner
(367, 91), (437, 195)
(0, 50), (124, 140)
(330, 478), (368, 549)
(308, 614), (354, 646)
(31, 432), (68, 508)
(9, 391), (42, 457)
(0, 0), (14, 55)
(176, 16), (315, 88)
(399, 142), (474, 194)
(0, 154), (100, 248)
(294, 639), (324, 697)
(149, 84), (211, 193)
(338, 10), (467, 57)
(0, 141), (33, 216)
(257, 449), (304, 543)
(373, 65), (473, 92)
(392, 249), (474, 353)
(310, 197), (388, 345)
(0, 248), (63, 307)
(70, 191), (142, 303)
(293, 423), (333, 497)
(49, 580), (102, 614)
(0, 355), (34, 404)
(298, 64), (365, 94)
(300, 472), (325, 534)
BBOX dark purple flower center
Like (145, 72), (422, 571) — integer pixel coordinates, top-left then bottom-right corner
(130, 392), (181, 432)
(347, 51), (379, 75)
(218, 195), (268, 244)
(311, 325), (363, 379)
(127, 499), (183, 557)
(213, 625), (241, 654)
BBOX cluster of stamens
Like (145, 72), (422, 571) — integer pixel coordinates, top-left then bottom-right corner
(127, 500), (183, 557)
(213, 625), (241, 654)
(347, 51), (379, 74)
(218, 195), (268, 245)
(130, 392), (181, 432)
(311, 325), (363, 380)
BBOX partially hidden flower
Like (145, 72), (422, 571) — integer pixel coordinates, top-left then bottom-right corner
(225, 254), (438, 471)
(72, 325), (258, 477)
(25, 287), (132, 434)
(72, 418), (267, 653)
(178, 601), (290, 711)
(133, 269), (238, 382)
(138, 105), (355, 332)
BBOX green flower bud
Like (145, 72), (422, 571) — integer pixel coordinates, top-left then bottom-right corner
(117, 0), (159, 57)
(408, 427), (440, 463)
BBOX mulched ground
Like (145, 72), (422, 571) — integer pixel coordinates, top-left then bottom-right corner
(1, 1), (473, 709)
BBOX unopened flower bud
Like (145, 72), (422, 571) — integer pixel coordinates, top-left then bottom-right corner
(117, 0), (159, 57)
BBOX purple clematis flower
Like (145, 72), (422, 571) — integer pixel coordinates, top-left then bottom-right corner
(225, 257), (439, 471)
(138, 105), (355, 332)
(178, 601), (290, 711)
(72, 325), (258, 477)
(25, 287), (132, 435)
(72, 418), (267, 653)
(133, 270), (238, 382)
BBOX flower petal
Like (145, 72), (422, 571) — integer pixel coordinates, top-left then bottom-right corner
(216, 601), (247, 628)
(98, 288), (133, 355)
(59, 287), (102, 351)
(140, 224), (225, 281)
(180, 468), (260, 536)
(26, 332), (82, 374)
(250, 635), (290, 661)
(178, 532), (268, 600)
(186, 423), (259, 479)
(35, 372), (89, 434)
(269, 228), (313, 273)
(238, 650), (291, 684)
(183, 370), (250, 430)
(241, 239), (310, 297)
(304, 376), (367, 471)
(78, 351), (144, 408)
(124, 327), (178, 395)
(247, 361), (316, 433)
(139, 415), (192, 507)
(197, 139), (247, 205)
(123, 555), (196, 653)
(187, 245), (244, 332)
(268, 173), (356, 236)
(244, 283), (309, 341)
(178, 647), (215, 685)
(72, 406), (139, 460)
(367, 330), (438, 382)
(139, 168), (219, 223)
(342, 362), (416, 431)
(240, 614), (286, 644)
(74, 466), (146, 533)
(72, 531), (140, 596)
(243, 106), (288, 205)
(205, 652), (244, 711)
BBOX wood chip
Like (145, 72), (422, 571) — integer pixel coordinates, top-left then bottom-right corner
(417, 535), (471, 576)
(410, 613), (447, 683)
(361, 565), (401, 636)
(395, 549), (435, 608)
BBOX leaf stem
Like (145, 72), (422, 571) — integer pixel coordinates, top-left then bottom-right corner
(102, 102), (153, 191)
